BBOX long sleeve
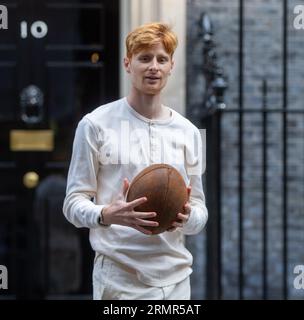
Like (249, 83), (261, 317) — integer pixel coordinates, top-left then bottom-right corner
(182, 127), (208, 235)
(63, 117), (105, 228)
(182, 173), (208, 235)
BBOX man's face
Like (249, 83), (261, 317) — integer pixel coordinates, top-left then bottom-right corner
(124, 42), (174, 95)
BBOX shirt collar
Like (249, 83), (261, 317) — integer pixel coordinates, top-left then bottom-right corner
(124, 97), (174, 125)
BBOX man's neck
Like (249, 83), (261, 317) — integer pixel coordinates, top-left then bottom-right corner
(127, 90), (170, 120)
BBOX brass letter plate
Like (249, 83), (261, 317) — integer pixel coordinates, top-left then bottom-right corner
(10, 130), (54, 151)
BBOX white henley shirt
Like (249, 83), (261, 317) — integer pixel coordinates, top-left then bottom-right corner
(63, 97), (208, 287)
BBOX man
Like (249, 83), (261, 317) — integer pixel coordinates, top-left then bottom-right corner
(63, 22), (208, 300)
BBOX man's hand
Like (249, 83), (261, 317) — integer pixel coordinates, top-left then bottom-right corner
(101, 178), (158, 235)
(167, 185), (191, 232)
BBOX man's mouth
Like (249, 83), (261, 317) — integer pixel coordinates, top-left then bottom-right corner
(145, 76), (160, 80)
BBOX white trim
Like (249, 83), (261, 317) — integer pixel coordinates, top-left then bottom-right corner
(119, 0), (186, 115)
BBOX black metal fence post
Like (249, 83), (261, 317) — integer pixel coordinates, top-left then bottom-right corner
(204, 110), (223, 300)
(198, 12), (227, 300)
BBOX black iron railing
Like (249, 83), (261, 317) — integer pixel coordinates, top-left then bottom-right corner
(201, 0), (302, 300)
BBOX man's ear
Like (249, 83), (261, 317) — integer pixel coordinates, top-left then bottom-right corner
(170, 58), (175, 73)
(124, 57), (131, 73)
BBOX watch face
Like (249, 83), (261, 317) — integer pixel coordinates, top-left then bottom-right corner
(98, 215), (103, 225)
(98, 211), (108, 226)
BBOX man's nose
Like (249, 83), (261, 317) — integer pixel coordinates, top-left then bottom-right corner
(149, 57), (159, 70)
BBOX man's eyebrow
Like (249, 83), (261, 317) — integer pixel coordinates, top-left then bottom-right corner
(137, 53), (170, 59)
(139, 53), (152, 56)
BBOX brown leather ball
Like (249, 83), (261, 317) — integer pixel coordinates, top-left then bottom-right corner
(126, 164), (188, 235)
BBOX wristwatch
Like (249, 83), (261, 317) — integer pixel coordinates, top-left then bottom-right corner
(98, 207), (110, 227)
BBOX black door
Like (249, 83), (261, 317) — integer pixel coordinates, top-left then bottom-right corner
(0, 0), (119, 299)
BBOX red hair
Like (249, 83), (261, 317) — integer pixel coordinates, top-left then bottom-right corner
(126, 22), (178, 59)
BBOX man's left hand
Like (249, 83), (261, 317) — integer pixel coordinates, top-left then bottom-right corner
(167, 186), (191, 232)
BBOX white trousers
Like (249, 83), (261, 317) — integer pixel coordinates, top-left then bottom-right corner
(92, 254), (191, 300)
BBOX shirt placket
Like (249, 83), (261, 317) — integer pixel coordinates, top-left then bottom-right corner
(149, 121), (157, 164)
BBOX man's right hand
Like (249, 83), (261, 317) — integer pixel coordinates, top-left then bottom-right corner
(101, 178), (158, 235)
